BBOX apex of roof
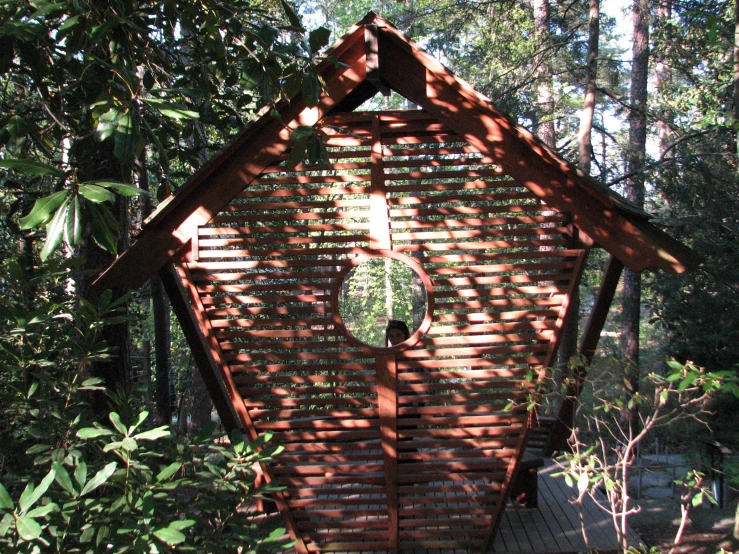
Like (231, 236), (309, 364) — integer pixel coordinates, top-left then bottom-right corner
(93, 13), (697, 292)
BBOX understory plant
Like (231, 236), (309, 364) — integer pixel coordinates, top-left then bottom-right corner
(555, 357), (739, 551)
(0, 259), (290, 553)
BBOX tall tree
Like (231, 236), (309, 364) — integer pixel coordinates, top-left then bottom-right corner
(532, 0), (556, 148)
(578, 0), (600, 176)
(621, 0), (650, 426)
(558, 0), (600, 372)
(1, 0), (329, 401)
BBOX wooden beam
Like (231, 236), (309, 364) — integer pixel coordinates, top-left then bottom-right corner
(375, 25), (698, 274)
(544, 255), (624, 455)
(92, 29), (369, 293)
(376, 353), (399, 553)
(366, 24), (391, 96)
(159, 261), (241, 432)
(160, 260), (310, 553)
(370, 115), (391, 250)
(580, 255), (625, 364)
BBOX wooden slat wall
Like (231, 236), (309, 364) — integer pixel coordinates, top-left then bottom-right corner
(180, 110), (588, 552)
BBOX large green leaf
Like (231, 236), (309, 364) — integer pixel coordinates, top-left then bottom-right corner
(0, 513), (13, 537)
(153, 527), (186, 545)
(307, 134), (329, 165)
(155, 462), (181, 482)
(309, 27), (331, 53)
(79, 462), (116, 496)
(87, 202), (118, 254)
(291, 125), (314, 141)
(93, 181), (150, 197)
(18, 468), (55, 514)
(302, 72), (321, 106)
(64, 194), (83, 247)
(40, 198), (70, 261)
(26, 503), (57, 518)
(76, 427), (114, 439)
(52, 462), (77, 496)
(108, 412), (127, 435)
(113, 110), (137, 163)
(15, 516), (42, 541)
(78, 184), (115, 203)
(18, 190), (69, 229)
(279, 0), (303, 29)
(145, 98), (199, 120)
(133, 426), (170, 441)
(95, 106), (123, 142)
(74, 462), (87, 490)
(0, 158), (64, 178)
(0, 483), (13, 510)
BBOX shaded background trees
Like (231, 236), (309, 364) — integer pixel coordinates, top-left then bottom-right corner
(2, 0), (738, 440)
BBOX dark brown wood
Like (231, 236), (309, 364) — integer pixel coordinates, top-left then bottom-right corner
(158, 262), (241, 432)
(376, 354), (399, 553)
(546, 255), (625, 455)
(160, 262), (309, 551)
(375, 24), (697, 274)
(89, 14), (695, 550)
(365, 24), (390, 96)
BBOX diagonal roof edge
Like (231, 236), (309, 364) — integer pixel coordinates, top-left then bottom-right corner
(92, 12), (697, 292)
(371, 19), (698, 273)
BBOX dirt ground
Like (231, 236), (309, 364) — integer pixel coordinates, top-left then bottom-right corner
(630, 497), (738, 553)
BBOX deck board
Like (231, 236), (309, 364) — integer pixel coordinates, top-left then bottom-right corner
(491, 460), (644, 553)
(271, 460), (643, 553)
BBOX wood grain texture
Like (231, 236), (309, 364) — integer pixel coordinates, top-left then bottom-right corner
(170, 111), (590, 551)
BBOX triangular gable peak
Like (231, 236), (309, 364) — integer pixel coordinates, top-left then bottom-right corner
(93, 13), (696, 553)
(164, 109), (590, 552)
(93, 12), (695, 292)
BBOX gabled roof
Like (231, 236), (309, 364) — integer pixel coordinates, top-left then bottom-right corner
(93, 12), (696, 291)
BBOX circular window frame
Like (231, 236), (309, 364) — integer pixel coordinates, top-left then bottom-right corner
(332, 249), (434, 354)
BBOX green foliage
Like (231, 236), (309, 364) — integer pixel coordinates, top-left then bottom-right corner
(0, 260), (289, 552)
(553, 358), (739, 549)
(338, 257), (425, 347)
(0, 0), (332, 260)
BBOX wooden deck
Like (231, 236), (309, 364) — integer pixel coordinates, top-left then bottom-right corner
(491, 460), (644, 553)
(267, 459), (643, 553)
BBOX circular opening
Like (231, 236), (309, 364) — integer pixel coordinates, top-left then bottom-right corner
(338, 256), (428, 349)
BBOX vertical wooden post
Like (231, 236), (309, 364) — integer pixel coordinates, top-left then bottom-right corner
(545, 255), (624, 455)
(370, 115), (391, 250)
(376, 353), (399, 553)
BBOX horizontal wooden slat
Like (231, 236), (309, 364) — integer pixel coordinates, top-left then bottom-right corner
(198, 222), (370, 236)
(209, 210), (369, 225)
(391, 226), (569, 242)
(390, 214), (568, 229)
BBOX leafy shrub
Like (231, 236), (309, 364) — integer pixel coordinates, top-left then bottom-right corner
(0, 259), (290, 553)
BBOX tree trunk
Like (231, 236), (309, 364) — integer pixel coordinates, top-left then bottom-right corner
(190, 360), (213, 432)
(621, 0), (650, 430)
(533, 0), (556, 148)
(74, 136), (131, 409)
(559, 0), (600, 371)
(151, 276), (173, 423)
(656, 1), (673, 159)
(136, 151), (174, 424)
(578, 0), (600, 176)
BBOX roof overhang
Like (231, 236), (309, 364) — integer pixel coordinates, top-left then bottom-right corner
(92, 12), (697, 292)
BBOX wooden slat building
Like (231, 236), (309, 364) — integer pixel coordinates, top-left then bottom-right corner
(94, 13), (697, 553)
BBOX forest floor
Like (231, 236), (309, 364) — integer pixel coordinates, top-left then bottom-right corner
(630, 496), (738, 553)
